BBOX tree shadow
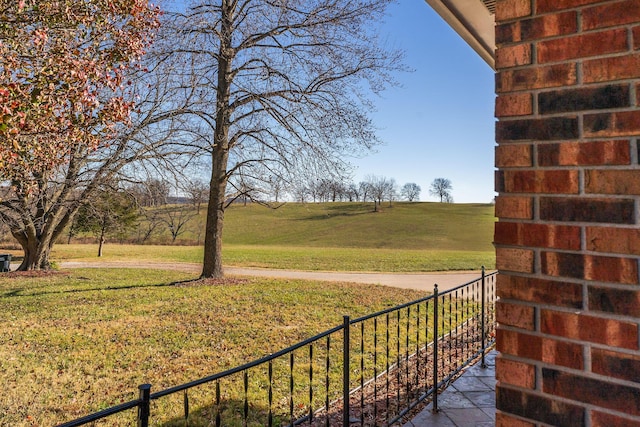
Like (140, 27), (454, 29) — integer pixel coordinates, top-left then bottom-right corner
(300, 203), (376, 221)
(159, 397), (290, 427)
(0, 277), (198, 298)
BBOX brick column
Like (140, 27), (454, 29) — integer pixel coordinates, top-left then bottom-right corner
(494, 0), (640, 425)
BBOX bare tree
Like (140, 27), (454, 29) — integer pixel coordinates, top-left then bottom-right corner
(364, 174), (394, 211)
(401, 182), (421, 202)
(135, 209), (166, 244)
(359, 181), (372, 203)
(292, 184), (309, 203)
(385, 178), (398, 207)
(165, 0), (403, 278)
(346, 183), (359, 202)
(429, 178), (453, 203)
(130, 178), (171, 207)
(159, 206), (197, 242)
(183, 178), (209, 213)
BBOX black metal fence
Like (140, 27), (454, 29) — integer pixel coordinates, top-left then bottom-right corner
(58, 268), (496, 427)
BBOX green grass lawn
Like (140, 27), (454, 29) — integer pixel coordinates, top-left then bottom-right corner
(222, 202), (495, 252)
(94, 202), (493, 250)
(0, 203), (494, 425)
(0, 268), (427, 426)
(49, 243), (494, 271)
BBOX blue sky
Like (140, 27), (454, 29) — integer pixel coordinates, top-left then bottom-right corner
(356, 1), (496, 203)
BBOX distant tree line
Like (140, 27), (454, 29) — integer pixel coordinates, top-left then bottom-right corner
(102, 173), (449, 211)
(225, 173), (424, 209)
(0, 173), (452, 253)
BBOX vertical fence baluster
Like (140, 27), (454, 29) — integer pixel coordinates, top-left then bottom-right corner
(405, 306), (410, 409)
(373, 317), (378, 424)
(481, 266), (487, 368)
(424, 300), (430, 396)
(290, 352), (295, 426)
(309, 344), (314, 423)
(415, 304), (420, 392)
(360, 322), (364, 427)
(464, 287), (469, 356)
(432, 285), (439, 413)
(396, 310), (401, 407)
(476, 279), (481, 352)
(243, 371), (249, 427)
(385, 313), (390, 426)
(268, 361), (273, 427)
(137, 384), (151, 427)
(343, 315), (350, 427)
(325, 336), (330, 427)
(184, 390), (189, 422)
(441, 292), (446, 376)
(448, 293), (452, 368)
(455, 289), (459, 362)
(215, 381), (221, 427)
(490, 272), (495, 342)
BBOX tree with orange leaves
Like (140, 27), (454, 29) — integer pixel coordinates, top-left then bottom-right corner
(0, 0), (160, 269)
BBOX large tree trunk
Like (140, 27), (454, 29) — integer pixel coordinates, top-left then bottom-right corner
(202, 171), (226, 278)
(98, 228), (105, 257)
(201, 4), (233, 279)
(202, 129), (231, 278)
(13, 232), (53, 270)
(9, 191), (77, 271)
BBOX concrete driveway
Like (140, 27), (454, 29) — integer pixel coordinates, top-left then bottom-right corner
(61, 261), (487, 292)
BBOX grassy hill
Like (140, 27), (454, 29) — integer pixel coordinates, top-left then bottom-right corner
(45, 202), (496, 272)
(222, 202), (494, 252)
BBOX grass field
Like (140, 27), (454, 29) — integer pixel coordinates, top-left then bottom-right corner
(0, 268), (427, 426)
(221, 202), (494, 251)
(50, 244), (494, 272)
(44, 202), (496, 271)
(0, 202), (495, 425)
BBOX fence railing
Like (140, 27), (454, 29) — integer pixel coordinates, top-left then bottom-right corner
(58, 268), (496, 427)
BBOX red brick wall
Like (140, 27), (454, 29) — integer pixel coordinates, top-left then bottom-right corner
(494, 0), (640, 425)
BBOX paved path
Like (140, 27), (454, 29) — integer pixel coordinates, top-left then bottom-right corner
(60, 261), (484, 292)
(403, 350), (497, 427)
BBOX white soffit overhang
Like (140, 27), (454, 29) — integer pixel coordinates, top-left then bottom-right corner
(423, 0), (496, 69)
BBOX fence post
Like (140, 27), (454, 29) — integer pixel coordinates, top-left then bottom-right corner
(481, 266), (487, 368)
(432, 284), (439, 414)
(137, 384), (151, 427)
(343, 315), (350, 427)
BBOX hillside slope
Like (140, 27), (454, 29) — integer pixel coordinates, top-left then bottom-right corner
(223, 202), (495, 252)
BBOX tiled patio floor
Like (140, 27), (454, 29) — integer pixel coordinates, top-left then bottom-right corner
(402, 350), (496, 427)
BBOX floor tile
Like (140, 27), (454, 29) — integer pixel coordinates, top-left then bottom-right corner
(434, 391), (475, 409)
(461, 390), (495, 408)
(451, 376), (492, 392)
(402, 351), (497, 427)
(445, 407), (493, 426)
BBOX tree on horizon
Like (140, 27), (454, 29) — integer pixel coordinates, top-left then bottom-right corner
(401, 182), (421, 202)
(429, 178), (453, 203)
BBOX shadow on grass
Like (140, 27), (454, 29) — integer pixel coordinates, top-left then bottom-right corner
(0, 274), (252, 298)
(0, 277), (199, 298)
(301, 203), (376, 221)
(160, 397), (289, 427)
